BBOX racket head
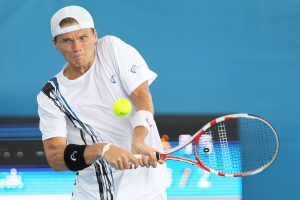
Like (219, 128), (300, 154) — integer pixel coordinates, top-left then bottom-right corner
(194, 113), (279, 177)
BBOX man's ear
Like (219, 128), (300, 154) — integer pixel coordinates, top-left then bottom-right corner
(93, 29), (98, 42)
(53, 38), (58, 50)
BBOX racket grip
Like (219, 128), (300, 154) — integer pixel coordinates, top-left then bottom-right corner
(134, 154), (142, 159)
(156, 152), (160, 160)
(134, 152), (161, 160)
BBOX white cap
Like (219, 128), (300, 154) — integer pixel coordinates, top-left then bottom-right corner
(50, 6), (94, 37)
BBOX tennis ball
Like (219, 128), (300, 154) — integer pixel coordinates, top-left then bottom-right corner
(113, 98), (132, 118)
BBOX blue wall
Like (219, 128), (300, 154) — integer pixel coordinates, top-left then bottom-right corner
(1, 0), (299, 199)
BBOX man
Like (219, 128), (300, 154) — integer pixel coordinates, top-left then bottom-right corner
(37, 5), (168, 200)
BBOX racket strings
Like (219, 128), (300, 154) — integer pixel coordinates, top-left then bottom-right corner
(239, 118), (277, 172)
(200, 130), (217, 168)
(196, 117), (278, 175)
(217, 123), (233, 170)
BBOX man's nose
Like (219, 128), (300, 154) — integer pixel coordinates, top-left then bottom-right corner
(72, 39), (82, 52)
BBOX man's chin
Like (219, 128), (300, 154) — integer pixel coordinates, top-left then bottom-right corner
(70, 60), (87, 68)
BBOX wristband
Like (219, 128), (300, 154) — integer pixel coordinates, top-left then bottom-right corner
(64, 144), (91, 171)
(101, 143), (112, 158)
(132, 110), (154, 132)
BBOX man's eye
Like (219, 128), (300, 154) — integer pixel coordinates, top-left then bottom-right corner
(80, 36), (88, 40)
(63, 39), (72, 43)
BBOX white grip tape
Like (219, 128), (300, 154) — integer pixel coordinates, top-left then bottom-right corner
(132, 110), (154, 132)
(134, 153), (159, 160)
(134, 154), (142, 159)
(101, 143), (112, 158)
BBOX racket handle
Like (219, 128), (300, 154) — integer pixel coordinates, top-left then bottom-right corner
(156, 152), (161, 160)
(134, 154), (142, 159)
(134, 152), (161, 160)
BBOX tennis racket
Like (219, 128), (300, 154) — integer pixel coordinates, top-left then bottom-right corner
(158, 113), (279, 177)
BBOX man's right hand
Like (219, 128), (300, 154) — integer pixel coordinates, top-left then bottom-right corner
(102, 144), (139, 170)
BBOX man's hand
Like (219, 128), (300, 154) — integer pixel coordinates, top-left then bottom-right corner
(102, 145), (139, 170)
(132, 139), (165, 168)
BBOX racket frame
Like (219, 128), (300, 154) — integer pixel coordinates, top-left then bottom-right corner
(160, 113), (279, 177)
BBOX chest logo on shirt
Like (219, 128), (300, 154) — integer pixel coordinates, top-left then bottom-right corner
(110, 75), (117, 83)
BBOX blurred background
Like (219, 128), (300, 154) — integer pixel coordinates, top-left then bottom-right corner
(0, 0), (299, 199)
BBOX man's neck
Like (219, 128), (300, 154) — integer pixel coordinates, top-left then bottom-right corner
(63, 54), (95, 80)
(64, 64), (89, 80)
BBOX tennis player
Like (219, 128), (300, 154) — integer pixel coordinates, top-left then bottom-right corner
(37, 5), (168, 200)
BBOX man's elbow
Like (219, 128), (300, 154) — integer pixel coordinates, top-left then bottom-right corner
(46, 155), (68, 171)
(48, 162), (65, 171)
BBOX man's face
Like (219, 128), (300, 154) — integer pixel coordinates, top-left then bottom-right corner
(54, 22), (97, 68)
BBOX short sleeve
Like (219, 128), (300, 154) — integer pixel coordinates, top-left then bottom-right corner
(108, 36), (157, 95)
(37, 91), (67, 141)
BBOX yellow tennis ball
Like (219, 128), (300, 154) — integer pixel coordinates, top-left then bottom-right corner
(113, 98), (132, 118)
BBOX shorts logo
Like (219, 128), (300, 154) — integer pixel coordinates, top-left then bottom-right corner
(71, 151), (77, 161)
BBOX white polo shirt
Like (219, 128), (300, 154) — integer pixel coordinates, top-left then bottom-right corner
(37, 36), (168, 200)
